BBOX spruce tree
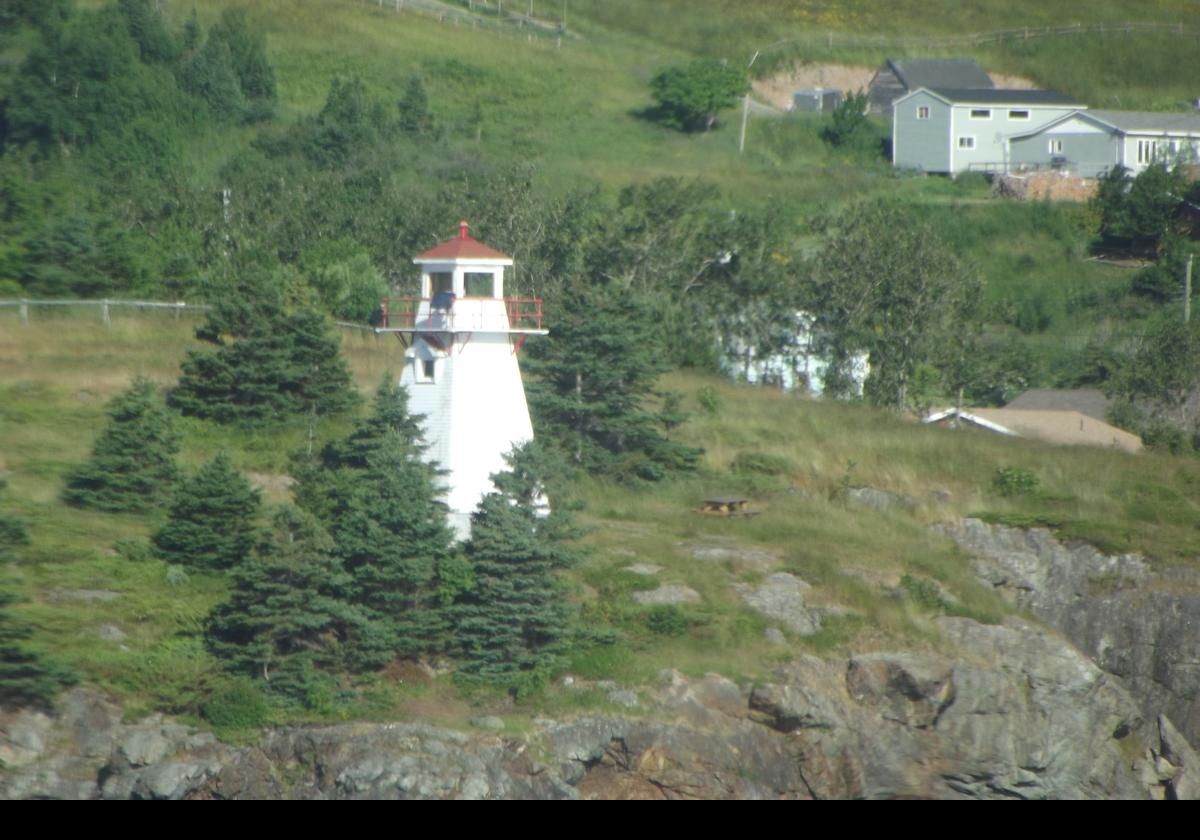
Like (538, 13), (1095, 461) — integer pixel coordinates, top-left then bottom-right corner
(170, 300), (359, 427)
(524, 283), (701, 481)
(1, 481), (76, 710)
(63, 377), (180, 512)
(0, 590), (78, 710)
(296, 379), (455, 667)
(455, 442), (578, 688)
(153, 453), (261, 571)
(207, 506), (365, 701)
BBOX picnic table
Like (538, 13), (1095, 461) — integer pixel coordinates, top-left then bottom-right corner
(701, 496), (752, 516)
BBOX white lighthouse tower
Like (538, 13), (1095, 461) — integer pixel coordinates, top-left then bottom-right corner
(388, 221), (547, 539)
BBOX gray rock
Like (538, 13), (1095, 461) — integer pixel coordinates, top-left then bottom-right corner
(607, 690), (639, 709)
(48, 589), (120, 603)
(469, 716), (505, 731)
(131, 761), (217, 800)
(687, 544), (777, 571)
(632, 585), (700, 606)
(97, 623), (127, 642)
(764, 627), (786, 646)
(847, 487), (914, 512)
(846, 652), (955, 729)
(734, 573), (821, 635)
(120, 729), (173, 767)
(624, 564), (661, 576)
(751, 682), (843, 732)
(941, 518), (1200, 745)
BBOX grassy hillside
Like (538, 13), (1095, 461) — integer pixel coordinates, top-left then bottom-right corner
(3, 0), (1198, 724)
(4, 310), (1200, 722)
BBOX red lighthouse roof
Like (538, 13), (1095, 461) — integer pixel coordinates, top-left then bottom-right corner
(415, 221), (512, 262)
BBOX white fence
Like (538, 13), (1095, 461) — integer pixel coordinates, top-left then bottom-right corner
(0, 299), (211, 326)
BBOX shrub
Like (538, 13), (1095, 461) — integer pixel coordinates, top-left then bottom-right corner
(645, 605), (689, 637)
(991, 466), (1040, 498)
(203, 676), (269, 729)
(731, 451), (793, 476)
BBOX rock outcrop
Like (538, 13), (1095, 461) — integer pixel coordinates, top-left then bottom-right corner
(3, 616), (1194, 799)
(941, 518), (1200, 745)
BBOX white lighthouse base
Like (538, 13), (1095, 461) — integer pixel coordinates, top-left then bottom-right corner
(400, 302), (536, 542)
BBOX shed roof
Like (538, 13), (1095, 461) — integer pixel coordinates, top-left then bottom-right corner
(1004, 388), (1111, 421)
(415, 221), (512, 263)
(926, 87), (1082, 106)
(887, 58), (994, 91)
(924, 407), (1141, 453)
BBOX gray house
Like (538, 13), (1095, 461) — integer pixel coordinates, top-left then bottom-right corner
(1009, 110), (1200, 176)
(868, 58), (993, 117)
(892, 87), (1084, 175)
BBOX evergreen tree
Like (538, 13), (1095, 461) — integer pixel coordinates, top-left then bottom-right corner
(0, 478), (28, 552)
(207, 506), (365, 701)
(179, 33), (246, 122)
(455, 442), (578, 688)
(296, 379), (455, 667)
(63, 377), (180, 512)
(0, 590), (78, 710)
(209, 7), (277, 105)
(170, 298), (360, 427)
(397, 75), (432, 136)
(0, 481), (76, 710)
(525, 283), (701, 481)
(153, 453), (261, 571)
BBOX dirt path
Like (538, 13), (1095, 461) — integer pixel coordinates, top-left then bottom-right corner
(753, 63), (1040, 111)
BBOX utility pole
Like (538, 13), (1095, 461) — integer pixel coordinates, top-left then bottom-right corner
(739, 94), (749, 154)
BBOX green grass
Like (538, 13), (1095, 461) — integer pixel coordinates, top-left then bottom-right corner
(4, 310), (1200, 719)
(7, 0), (1200, 721)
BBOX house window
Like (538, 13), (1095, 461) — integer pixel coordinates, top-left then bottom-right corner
(969, 109), (991, 119)
(916, 105), (930, 120)
(958, 136), (976, 150)
(1048, 139), (1063, 154)
(1137, 139), (1156, 164)
(430, 272), (453, 296)
(1008, 109), (1030, 120)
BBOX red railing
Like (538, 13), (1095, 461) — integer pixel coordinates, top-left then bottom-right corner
(379, 297), (543, 330)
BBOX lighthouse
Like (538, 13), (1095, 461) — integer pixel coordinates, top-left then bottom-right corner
(388, 222), (547, 539)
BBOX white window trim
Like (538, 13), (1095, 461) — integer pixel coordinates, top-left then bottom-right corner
(1048, 139), (1063, 154)
(969, 108), (992, 120)
(916, 105), (930, 120)
(1008, 109), (1030, 120)
(958, 135), (976, 150)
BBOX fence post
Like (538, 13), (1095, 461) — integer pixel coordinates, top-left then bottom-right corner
(101, 299), (111, 327)
(19, 299), (28, 324)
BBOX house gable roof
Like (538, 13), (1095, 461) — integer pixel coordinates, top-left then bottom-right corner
(887, 58), (994, 91)
(1086, 109), (1200, 135)
(927, 87), (1083, 107)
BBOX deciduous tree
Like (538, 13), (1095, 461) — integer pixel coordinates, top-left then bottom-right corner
(648, 59), (748, 133)
(811, 202), (980, 409)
